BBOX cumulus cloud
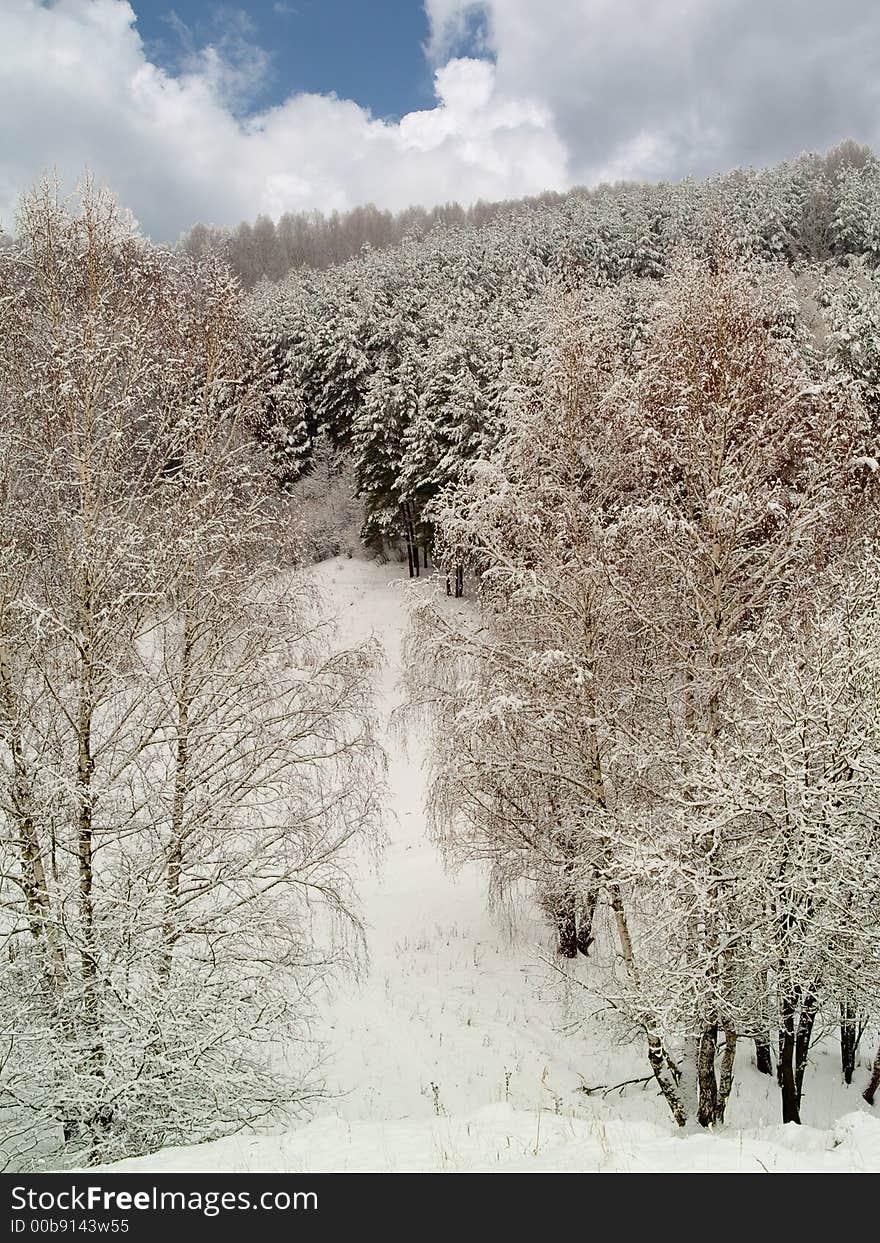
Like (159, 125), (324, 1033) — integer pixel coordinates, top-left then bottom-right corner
(1, 0), (878, 242)
(0, 0), (567, 240)
(426, 0), (880, 184)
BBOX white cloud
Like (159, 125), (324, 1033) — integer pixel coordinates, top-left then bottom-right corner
(0, 0), (567, 240)
(426, 0), (880, 185)
(2, 0), (878, 243)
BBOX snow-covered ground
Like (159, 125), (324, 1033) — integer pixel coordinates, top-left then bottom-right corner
(96, 556), (880, 1174)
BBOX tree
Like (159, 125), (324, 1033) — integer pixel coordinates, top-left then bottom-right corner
(407, 243), (872, 1130)
(405, 282), (689, 1125)
(601, 243), (864, 1125)
(718, 550), (880, 1122)
(0, 180), (384, 1170)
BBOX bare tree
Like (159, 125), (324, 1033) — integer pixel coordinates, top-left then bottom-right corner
(0, 179), (384, 1170)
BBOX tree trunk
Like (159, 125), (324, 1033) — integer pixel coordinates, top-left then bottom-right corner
(76, 570), (111, 1156)
(697, 1023), (719, 1127)
(556, 903), (578, 958)
(755, 1038), (773, 1076)
(403, 511), (420, 579)
(755, 967), (773, 1074)
(840, 1002), (858, 1086)
(646, 1031), (688, 1129)
(77, 606), (99, 1063)
(779, 991), (800, 1124)
(548, 856), (578, 957)
(549, 856), (598, 958)
(863, 1042), (880, 1106)
(794, 990), (817, 1106)
(0, 643), (66, 990)
(679, 1039), (700, 1121)
(609, 883), (687, 1127)
(717, 1030), (737, 1123)
(159, 614), (194, 985)
(576, 880), (599, 955)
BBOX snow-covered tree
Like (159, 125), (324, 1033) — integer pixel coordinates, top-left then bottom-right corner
(0, 180), (384, 1170)
(714, 546), (880, 1121)
(599, 243), (866, 1125)
(408, 243), (873, 1130)
(405, 281), (691, 1124)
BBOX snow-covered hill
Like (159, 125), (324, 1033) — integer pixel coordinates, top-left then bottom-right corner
(94, 556), (880, 1174)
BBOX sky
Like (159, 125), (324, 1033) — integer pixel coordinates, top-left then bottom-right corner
(1, 1), (879, 242)
(131, 1), (437, 119)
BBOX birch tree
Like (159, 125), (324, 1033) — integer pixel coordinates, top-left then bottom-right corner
(599, 244), (865, 1124)
(0, 180), (383, 1170)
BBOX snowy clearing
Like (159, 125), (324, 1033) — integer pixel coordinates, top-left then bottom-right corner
(94, 556), (880, 1174)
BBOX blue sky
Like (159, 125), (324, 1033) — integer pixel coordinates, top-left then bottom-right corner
(132, 1), (440, 119)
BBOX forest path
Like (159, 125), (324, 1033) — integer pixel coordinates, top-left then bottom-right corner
(308, 555), (589, 1124)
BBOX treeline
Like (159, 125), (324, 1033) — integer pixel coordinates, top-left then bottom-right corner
(179, 187), (577, 286)
(184, 138), (878, 291)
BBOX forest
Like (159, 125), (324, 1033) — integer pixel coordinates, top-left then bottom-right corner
(1, 139), (880, 1169)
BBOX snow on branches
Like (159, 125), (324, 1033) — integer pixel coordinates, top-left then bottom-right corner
(407, 245), (880, 1129)
(0, 181), (384, 1170)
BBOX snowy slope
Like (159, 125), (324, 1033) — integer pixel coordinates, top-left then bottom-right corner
(94, 556), (880, 1174)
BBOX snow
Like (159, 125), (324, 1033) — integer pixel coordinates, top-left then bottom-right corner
(85, 1105), (880, 1174)
(92, 555), (880, 1175)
